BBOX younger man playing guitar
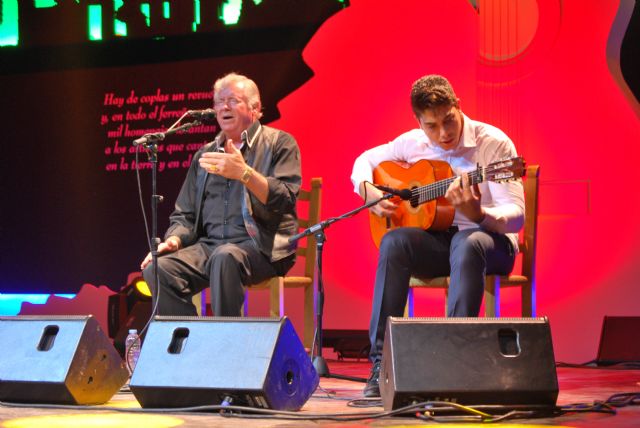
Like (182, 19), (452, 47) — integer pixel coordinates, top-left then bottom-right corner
(351, 75), (525, 398)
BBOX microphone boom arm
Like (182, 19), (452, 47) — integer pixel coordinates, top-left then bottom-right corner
(289, 193), (393, 244)
(133, 120), (203, 148)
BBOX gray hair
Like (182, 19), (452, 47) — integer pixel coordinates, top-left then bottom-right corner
(213, 72), (263, 119)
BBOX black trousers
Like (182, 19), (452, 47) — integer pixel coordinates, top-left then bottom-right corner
(142, 240), (295, 316)
(368, 227), (515, 362)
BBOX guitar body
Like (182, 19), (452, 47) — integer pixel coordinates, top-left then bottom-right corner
(369, 159), (455, 248)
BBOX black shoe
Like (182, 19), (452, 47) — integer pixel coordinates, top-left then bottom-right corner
(363, 361), (381, 397)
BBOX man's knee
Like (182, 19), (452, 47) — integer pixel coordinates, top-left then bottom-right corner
(210, 243), (241, 263)
(379, 229), (411, 257)
(208, 244), (245, 278)
(142, 253), (173, 279)
(142, 262), (155, 283)
(451, 231), (489, 265)
(460, 235), (485, 253)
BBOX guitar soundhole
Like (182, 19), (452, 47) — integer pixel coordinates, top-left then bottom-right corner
(409, 187), (419, 208)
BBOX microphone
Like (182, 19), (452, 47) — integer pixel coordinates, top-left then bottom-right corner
(187, 108), (216, 120)
(133, 132), (165, 147)
(374, 184), (412, 200)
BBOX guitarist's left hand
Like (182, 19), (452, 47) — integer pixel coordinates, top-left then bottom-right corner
(445, 172), (486, 224)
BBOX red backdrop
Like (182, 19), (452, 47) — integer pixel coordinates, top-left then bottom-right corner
(269, 0), (640, 363)
(4, 0), (639, 364)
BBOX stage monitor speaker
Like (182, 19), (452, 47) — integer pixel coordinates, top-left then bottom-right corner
(0, 315), (128, 405)
(130, 316), (319, 411)
(596, 316), (640, 365)
(380, 317), (558, 410)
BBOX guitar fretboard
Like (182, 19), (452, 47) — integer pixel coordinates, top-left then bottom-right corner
(412, 168), (484, 205)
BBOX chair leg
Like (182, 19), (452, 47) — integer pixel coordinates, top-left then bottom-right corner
(191, 293), (202, 317)
(303, 282), (314, 350)
(268, 279), (281, 318)
(277, 277), (285, 318)
(405, 288), (414, 317)
(444, 287), (449, 315)
(522, 280), (535, 317)
(202, 291), (208, 315)
(193, 291), (209, 316)
(484, 275), (500, 317)
(242, 288), (248, 316)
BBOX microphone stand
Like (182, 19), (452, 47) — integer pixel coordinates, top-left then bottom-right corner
(134, 121), (202, 315)
(289, 192), (396, 382)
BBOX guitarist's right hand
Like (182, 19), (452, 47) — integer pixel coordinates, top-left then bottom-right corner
(360, 182), (399, 218)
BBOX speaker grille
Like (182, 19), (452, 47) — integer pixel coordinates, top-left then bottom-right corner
(380, 317), (558, 410)
(0, 315), (128, 404)
(130, 316), (318, 410)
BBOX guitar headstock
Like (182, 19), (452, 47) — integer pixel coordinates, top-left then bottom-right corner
(484, 157), (525, 183)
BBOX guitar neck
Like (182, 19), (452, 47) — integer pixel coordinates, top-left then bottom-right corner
(414, 168), (483, 204)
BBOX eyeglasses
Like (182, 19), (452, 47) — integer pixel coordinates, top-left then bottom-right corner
(213, 97), (244, 108)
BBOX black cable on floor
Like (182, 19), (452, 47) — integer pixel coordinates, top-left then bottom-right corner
(2, 391), (638, 423)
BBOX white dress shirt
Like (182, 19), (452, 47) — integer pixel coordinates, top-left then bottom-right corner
(351, 113), (525, 251)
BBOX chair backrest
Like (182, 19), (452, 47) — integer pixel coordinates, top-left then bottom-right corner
(520, 165), (540, 280)
(296, 178), (322, 279)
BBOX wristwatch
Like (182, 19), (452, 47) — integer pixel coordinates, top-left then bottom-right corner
(240, 166), (253, 184)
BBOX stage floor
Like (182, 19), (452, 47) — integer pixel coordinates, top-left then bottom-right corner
(1, 360), (639, 427)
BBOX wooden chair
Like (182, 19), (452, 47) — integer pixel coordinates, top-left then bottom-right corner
(193, 177), (322, 349)
(406, 165), (540, 318)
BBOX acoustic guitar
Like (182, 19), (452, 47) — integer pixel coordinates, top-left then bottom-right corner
(369, 157), (525, 248)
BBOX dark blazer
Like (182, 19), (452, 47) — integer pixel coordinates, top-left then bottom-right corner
(165, 121), (302, 261)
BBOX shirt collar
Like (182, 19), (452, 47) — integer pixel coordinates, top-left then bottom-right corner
(214, 120), (262, 151)
(241, 120), (262, 150)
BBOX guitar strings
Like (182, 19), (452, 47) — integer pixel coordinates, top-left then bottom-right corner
(412, 167), (485, 204)
(410, 157), (522, 204)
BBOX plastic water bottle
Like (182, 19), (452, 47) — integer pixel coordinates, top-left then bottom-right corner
(124, 329), (141, 377)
